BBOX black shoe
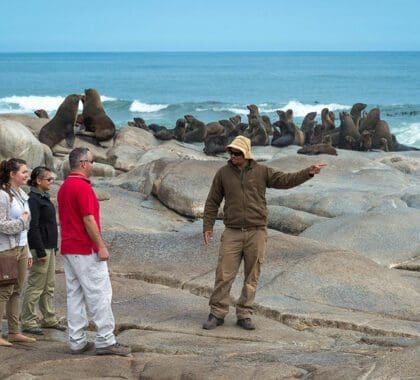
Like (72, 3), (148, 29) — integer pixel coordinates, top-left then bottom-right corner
(70, 341), (95, 355)
(22, 327), (44, 336)
(42, 322), (67, 331)
(236, 318), (256, 330)
(202, 314), (224, 330)
(96, 342), (131, 357)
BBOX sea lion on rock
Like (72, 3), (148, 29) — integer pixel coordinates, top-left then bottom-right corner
(206, 121), (225, 136)
(338, 111), (360, 150)
(350, 102), (367, 130)
(391, 134), (420, 151)
(184, 114), (207, 142)
(359, 108), (380, 132)
(173, 118), (186, 141)
(204, 134), (230, 155)
(261, 115), (273, 136)
(38, 94), (80, 149)
(245, 105), (268, 146)
(371, 120), (393, 150)
(131, 117), (149, 131)
(360, 130), (373, 151)
(297, 143), (337, 156)
(34, 109), (49, 119)
(301, 111), (317, 145)
(82, 88), (116, 142)
(229, 115), (241, 126)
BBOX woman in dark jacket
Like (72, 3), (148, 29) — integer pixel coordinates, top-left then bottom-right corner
(21, 166), (66, 335)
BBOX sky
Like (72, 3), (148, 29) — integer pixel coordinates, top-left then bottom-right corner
(1, 0), (419, 52)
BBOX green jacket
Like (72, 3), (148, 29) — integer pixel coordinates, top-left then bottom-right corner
(203, 160), (313, 231)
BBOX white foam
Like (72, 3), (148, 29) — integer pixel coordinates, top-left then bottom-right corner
(0, 94), (117, 114)
(394, 123), (420, 146)
(278, 101), (350, 117)
(0, 95), (66, 112)
(129, 100), (168, 113)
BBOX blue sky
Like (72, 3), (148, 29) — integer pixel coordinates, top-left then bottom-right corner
(1, 0), (419, 52)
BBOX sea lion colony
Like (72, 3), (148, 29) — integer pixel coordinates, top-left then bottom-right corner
(36, 90), (418, 155)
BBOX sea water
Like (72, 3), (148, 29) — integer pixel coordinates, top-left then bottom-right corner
(0, 51), (419, 147)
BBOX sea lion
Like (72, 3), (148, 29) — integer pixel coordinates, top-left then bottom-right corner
(359, 108), (380, 132)
(206, 121), (225, 136)
(173, 118), (186, 141)
(380, 137), (389, 152)
(359, 130), (373, 151)
(229, 115), (241, 126)
(153, 127), (173, 141)
(261, 115), (273, 136)
(371, 120), (393, 150)
(301, 111), (317, 145)
(132, 117), (149, 131)
(82, 88), (116, 142)
(34, 109), (49, 119)
(271, 110), (293, 147)
(245, 106), (268, 146)
(391, 134), (420, 151)
(38, 94), (80, 149)
(204, 134), (231, 155)
(350, 102), (367, 130)
(184, 114), (207, 142)
(338, 111), (360, 150)
(297, 143), (337, 156)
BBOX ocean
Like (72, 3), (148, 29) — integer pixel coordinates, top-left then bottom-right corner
(0, 51), (419, 147)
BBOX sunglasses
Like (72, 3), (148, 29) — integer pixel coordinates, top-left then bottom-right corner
(42, 177), (54, 182)
(229, 150), (243, 157)
(80, 159), (94, 164)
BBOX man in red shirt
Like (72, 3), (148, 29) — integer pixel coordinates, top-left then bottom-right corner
(57, 147), (130, 356)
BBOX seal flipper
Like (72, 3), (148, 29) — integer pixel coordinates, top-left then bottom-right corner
(65, 123), (75, 147)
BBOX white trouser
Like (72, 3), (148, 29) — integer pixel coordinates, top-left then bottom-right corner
(63, 254), (116, 350)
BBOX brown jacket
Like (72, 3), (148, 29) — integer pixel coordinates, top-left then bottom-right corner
(203, 160), (313, 231)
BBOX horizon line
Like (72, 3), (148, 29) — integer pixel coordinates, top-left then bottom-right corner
(1, 49), (420, 54)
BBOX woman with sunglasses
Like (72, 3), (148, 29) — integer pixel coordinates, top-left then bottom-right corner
(0, 158), (34, 346)
(21, 166), (66, 335)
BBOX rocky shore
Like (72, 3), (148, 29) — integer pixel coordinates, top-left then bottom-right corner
(0, 114), (419, 379)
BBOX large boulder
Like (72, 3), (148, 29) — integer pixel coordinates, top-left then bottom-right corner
(0, 118), (46, 166)
(53, 136), (111, 164)
(0, 113), (48, 136)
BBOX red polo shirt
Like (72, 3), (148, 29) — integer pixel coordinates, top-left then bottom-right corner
(57, 172), (100, 254)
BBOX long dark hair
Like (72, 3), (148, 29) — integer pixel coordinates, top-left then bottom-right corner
(0, 158), (27, 200)
(27, 166), (52, 187)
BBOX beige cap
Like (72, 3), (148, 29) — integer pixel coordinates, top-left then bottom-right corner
(226, 136), (253, 159)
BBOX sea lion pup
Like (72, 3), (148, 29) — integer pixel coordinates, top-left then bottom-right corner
(297, 141), (337, 156)
(154, 118), (186, 141)
(359, 130), (373, 151)
(38, 94), (80, 148)
(153, 126), (173, 141)
(82, 88), (116, 142)
(128, 117), (150, 131)
(359, 108), (380, 132)
(184, 114), (207, 142)
(34, 109), (49, 119)
(300, 111), (317, 145)
(350, 102), (367, 130)
(338, 111), (360, 150)
(203, 134), (231, 155)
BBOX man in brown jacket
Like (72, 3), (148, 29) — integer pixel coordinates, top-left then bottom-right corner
(202, 135), (325, 330)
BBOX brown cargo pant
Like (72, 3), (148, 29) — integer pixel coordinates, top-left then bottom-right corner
(0, 246), (29, 334)
(209, 227), (267, 320)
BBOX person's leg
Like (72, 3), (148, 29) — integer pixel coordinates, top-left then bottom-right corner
(6, 246), (29, 334)
(209, 228), (244, 319)
(21, 249), (49, 329)
(77, 254), (116, 349)
(39, 249), (60, 327)
(63, 255), (89, 351)
(0, 249), (15, 345)
(236, 228), (267, 320)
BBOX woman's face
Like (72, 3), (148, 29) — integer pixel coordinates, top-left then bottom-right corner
(10, 164), (29, 188)
(36, 171), (54, 192)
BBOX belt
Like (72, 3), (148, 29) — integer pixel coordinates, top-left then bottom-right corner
(229, 226), (265, 232)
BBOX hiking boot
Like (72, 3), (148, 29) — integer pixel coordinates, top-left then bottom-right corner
(22, 327), (44, 335)
(70, 341), (95, 355)
(202, 314), (224, 330)
(236, 318), (256, 330)
(95, 342), (131, 357)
